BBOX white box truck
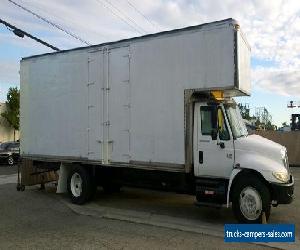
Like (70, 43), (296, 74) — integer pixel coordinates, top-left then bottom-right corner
(20, 19), (293, 223)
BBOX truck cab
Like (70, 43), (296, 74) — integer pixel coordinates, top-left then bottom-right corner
(193, 93), (294, 223)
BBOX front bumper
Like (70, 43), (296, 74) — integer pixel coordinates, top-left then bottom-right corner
(270, 175), (294, 204)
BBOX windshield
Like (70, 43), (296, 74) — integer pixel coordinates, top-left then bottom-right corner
(225, 104), (248, 138)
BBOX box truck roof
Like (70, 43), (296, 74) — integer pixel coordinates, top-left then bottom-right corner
(21, 18), (246, 61)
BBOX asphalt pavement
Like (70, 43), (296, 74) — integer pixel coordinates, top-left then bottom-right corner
(0, 164), (298, 249)
(0, 164), (18, 175)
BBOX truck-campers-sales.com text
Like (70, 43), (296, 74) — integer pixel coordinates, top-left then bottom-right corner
(225, 230), (293, 239)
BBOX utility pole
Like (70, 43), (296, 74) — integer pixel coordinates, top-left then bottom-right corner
(0, 18), (60, 51)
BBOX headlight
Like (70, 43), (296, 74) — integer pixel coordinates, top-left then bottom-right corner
(273, 172), (289, 183)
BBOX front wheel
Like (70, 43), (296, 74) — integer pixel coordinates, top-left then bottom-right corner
(67, 165), (96, 204)
(232, 176), (271, 223)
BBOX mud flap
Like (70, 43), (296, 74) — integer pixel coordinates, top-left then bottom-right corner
(56, 163), (70, 193)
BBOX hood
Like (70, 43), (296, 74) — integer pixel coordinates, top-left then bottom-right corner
(234, 134), (291, 183)
(234, 134), (285, 163)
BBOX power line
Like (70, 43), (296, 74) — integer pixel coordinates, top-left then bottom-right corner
(95, 0), (142, 35)
(103, 0), (148, 33)
(95, 0), (145, 35)
(126, 0), (159, 31)
(0, 18), (60, 51)
(7, 0), (91, 46)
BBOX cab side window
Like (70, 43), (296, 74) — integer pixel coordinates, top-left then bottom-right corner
(200, 106), (213, 136)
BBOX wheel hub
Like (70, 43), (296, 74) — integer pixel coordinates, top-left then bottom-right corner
(239, 186), (262, 220)
(70, 173), (83, 197)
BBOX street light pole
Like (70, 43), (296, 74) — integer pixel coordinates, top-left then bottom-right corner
(0, 18), (60, 51)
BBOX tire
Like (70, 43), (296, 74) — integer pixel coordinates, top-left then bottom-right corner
(232, 176), (271, 223)
(67, 165), (96, 204)
(7, 156), (14, 166)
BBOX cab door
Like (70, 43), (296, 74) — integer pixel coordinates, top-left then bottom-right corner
(193, 103), (234, 179)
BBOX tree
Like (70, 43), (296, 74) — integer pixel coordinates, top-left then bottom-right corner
(1, 87), (20, 141)
(282, 122), (287, 127)
(255, 119), (261, 127)
(265, 121), (275, 131)
(238, 103), (251, 120)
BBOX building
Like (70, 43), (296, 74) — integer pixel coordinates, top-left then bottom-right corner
(0, 102), (19, 142)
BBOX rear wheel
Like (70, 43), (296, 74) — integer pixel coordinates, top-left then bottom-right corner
(232, 176), (271, 223)
(67, 165), (96, 204)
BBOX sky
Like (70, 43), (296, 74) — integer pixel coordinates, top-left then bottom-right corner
(0, 0), (300, 126)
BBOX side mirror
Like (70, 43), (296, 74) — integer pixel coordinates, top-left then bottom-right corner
(211, 129), (218, 140)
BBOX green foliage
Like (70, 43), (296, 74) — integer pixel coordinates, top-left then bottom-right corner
(255, 119), (261, 127)
(265, 121), (275, 131)
(238, 103), (276, 131)
(238, 103), (251, 120)
(1, 87), (20, 131)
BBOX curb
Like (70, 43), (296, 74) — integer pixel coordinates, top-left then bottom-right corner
(59, 197), (298, 250)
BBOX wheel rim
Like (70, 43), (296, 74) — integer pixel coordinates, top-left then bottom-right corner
(70, 173), (83, 197)
(239, 186), (262, 221)
(8, 157), (14, 165)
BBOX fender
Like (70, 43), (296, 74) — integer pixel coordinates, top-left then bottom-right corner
(235, 152), (287, 183)
(226, 164), (277, 207)
(226, 168), (241, 208)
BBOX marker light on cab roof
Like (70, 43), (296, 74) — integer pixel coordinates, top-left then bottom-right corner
(211, 90), (224, 100)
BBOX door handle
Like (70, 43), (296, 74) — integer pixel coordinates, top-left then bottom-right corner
(199, 151), (203, 164)
(217, 142), (225, 149)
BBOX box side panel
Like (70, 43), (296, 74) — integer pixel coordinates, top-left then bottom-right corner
(237, 30), (251, 95)
(20, 61), (29, 155)
(129, 69), (185, 165)
(20, 51), (89, 158)
(132, 24), (236, 90)
(129, 25), (236, 165)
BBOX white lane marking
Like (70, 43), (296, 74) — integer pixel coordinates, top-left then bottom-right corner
(0, 174), (18, 185)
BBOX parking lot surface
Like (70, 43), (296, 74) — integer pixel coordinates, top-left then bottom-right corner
(0, 164), (18, 175)
(0, 164), (298, 249)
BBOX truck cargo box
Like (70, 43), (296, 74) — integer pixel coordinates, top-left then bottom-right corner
(20, 18), (250, 171)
